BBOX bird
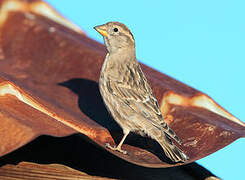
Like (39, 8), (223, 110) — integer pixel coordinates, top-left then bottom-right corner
(94, 22), (188, 162)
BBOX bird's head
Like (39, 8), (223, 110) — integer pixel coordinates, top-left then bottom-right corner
(94, 22), (135, 53)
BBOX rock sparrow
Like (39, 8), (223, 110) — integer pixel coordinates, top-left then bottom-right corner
(94, 22), (188, 162)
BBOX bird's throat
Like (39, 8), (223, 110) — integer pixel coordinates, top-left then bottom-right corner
(109, 48), (136, 65)
(101, 47), (136, 78)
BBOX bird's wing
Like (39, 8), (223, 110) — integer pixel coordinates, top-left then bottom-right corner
(108, 63), (181, 144)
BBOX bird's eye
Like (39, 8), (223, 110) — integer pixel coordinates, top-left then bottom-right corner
(113, 28), (118, 32)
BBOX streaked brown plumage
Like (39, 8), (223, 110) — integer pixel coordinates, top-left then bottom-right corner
(94, 22), (188, 162)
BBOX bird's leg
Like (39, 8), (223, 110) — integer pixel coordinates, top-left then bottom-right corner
(105, 130), (129, 155)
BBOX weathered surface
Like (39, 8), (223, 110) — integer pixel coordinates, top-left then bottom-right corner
(0, 161), (219, 180)
(0, 162), (114, 180)
(0, 0), (244, 168)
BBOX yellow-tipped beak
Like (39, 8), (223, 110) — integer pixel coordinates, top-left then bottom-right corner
(94, 25), (108, 37)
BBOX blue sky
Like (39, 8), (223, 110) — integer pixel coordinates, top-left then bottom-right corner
(45, 1), (245, 179)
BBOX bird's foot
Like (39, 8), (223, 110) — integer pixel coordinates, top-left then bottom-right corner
(105, 143), (128, 155)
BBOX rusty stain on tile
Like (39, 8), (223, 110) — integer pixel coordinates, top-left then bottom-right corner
(0, 0), (85, 34)
(160, 91), (244, 126)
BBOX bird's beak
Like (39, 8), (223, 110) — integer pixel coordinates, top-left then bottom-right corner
(94, 24), (109, 37)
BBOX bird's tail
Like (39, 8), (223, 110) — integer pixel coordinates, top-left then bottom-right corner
(157, 132), (189, 162)
(161, 122), (182, 145)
